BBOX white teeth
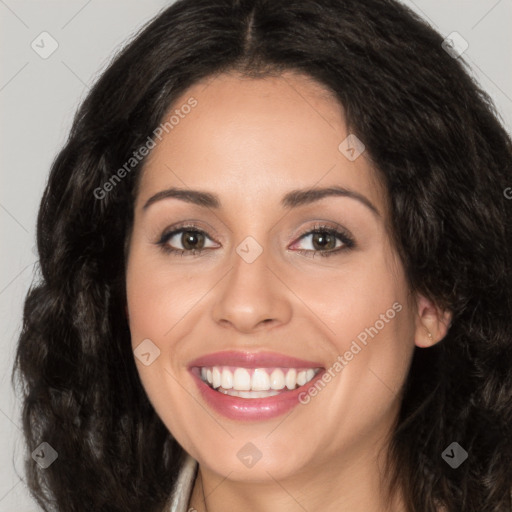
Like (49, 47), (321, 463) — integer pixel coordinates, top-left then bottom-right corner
(199, 366), (320, 393)
(251, 368), (270, 391)
(212, 367), (221, 388)
(270, 369), (285, 390)
(221, 368), (233, 389)
(285, 368), (297, 390)
(217, 388), (281, 399)
(233, 368), (251, 390)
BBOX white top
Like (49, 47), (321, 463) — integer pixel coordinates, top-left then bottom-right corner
(164, 453), (198, 512)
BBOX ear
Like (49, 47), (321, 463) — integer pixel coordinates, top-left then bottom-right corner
(413, 293), (452, 348)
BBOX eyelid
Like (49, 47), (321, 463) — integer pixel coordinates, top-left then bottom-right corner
(289, 220), (352, 239)
(157, 220), (222, 244)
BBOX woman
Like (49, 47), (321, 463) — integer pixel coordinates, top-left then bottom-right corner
(12, 0), (512, 511)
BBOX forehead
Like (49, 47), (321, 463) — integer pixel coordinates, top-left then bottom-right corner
(136, 71), (388, 219)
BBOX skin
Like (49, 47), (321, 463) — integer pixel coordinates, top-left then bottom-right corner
(125, 70), (452, 512)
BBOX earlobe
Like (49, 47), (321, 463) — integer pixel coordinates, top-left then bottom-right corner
(413, 293), (452, 348)
(417, 325), (437, 348)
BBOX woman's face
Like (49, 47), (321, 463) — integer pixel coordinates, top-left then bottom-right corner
(125, 71), (441, 482)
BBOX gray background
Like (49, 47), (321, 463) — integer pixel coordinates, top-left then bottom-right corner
(1, 1), (511, 510)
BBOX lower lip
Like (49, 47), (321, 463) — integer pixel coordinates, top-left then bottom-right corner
(189, 368), (325, 421)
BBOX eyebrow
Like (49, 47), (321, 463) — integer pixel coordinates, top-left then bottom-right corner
(142, 186), (380, 217)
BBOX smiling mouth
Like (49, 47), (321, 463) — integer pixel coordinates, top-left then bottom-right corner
(197, 366), (323, 399)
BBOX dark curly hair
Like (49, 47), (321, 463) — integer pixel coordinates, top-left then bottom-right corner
(12, 0), (512, 510)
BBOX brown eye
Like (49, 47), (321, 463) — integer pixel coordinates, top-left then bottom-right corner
(157, 226), (217, 256)
(309, 231), (338, 251)
(291, 224), (355, 258)
(180, 230), (206, 250)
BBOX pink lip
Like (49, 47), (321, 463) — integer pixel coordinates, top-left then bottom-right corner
(187, 351), (326, 421)
(188, 350), (324, 369)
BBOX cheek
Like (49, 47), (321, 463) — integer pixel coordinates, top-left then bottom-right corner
(125, 247), (201, 344)
(125, 245), (216, 403)
(125, 249), (197, 431)
(310, 249), (414, 401)
(293, 250), (408, 347)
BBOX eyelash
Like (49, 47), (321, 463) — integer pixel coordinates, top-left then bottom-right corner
(156, 222), (355, 258)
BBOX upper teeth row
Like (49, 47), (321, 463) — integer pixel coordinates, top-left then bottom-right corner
(200, 367), (319, 391)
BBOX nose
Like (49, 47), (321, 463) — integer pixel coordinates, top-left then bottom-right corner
(211, 245), (293, 334)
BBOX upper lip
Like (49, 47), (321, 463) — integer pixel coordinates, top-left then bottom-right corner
(188, 350), (324, 369)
